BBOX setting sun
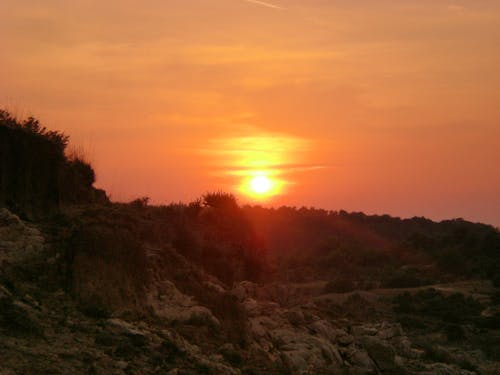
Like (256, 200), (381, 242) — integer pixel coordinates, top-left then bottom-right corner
(250, 175), (272, 194)
(238, 170), (284, 200)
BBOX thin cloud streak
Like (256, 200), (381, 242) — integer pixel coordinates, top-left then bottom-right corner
(224, 164), (329, 176)
(243, 0), (284, 10)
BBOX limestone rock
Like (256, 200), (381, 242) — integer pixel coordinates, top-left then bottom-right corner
(361, 336), (396, 371)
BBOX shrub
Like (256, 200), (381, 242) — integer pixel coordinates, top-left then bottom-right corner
(393, 289), (482, 324)
(382, 266), (437, 288)
(324, 277), (356, 293)
(79, 301), (111, 319)
(444, 324), (465, 341)
(0, 297), (44, 337)
(129, 197), (150, 209)
(492, 273), (500, 288)
(202, 191), (238, 210)
(220, 346), (243, 367)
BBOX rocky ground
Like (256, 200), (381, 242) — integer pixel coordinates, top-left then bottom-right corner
(1, 207), (500, 374)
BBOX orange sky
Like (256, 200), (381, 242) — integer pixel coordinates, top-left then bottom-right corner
(1, 0), (499, 226)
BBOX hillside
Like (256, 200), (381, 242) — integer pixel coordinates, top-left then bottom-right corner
(1, 113), (499, 374)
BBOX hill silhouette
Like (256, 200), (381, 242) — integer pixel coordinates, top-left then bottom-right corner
(1, 112), (499, 374)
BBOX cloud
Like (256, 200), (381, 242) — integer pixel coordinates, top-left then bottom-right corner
(224, 164), (329, 176)
(243, 0), (284, 10)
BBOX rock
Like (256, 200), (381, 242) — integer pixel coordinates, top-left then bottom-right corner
(394, 355), (405, 367)
(348, 349), (375, 370)
(0, 284), (12, 299)
(285, 308), (305, 326)
(269, 328), (300, 347)
(423, 363), (476, 375)
(362, 336), (396, 371)
(146, 281), (220, 327)
(107, 318), (149, 339)
(242, 298), (261, 316)
(250, 317), (271, 338)
(393, 336), (414, 357)
(0, 209), (45, 267)
(337, 333), (355, 346)
(281, 350), (309, 374)
(183, 305), (220, 327)
(322, 343), (344, 366)
(377, 322), (402, 340)
(203, 280), (226, 294)
(309, 320), (337, 342)
(268, 324), (345, 374)
(352, 325), (378, 337)
(231, 281), (257, 302)
(0, 297), (44, 337)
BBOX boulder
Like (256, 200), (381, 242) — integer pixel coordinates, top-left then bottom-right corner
(348, 349), (376, 370)
(362, 336), (396, 371)
(231, 281), (257, 302)
(377, 322), (403, 340)
(309, 319), (338, 342)
(352, 325), (378, 337)
(337, 333), (355, 346)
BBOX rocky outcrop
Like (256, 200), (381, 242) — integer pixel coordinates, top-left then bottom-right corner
(0, 208), (45, 264)
(1, 208), (499, 374)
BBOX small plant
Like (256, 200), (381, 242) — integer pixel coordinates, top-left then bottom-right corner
(444, 324), (465, 341)
(0, 110), (69, 151)
(129, 196), (150, 209)
(324, 277), (356, 293)
(202, 191), (239, 211)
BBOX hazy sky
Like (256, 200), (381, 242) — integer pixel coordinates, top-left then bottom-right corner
(1, 0), (499, 226)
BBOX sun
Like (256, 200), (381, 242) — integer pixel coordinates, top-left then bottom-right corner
(250, 175), (273, 194)
(238, 170), (283, 199)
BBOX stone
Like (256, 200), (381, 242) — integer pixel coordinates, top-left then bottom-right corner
(352, 325), (378, 337)
(231, 281), (257, 302)
(362, 336), (396, 371)
(337, 333), (355, 346)
(281, 350), (309, 374)
(285, 308), (305, 326)
(309, 320), (337, 342)
(377, 322), (402, 340)
(349, 349), (375, 370)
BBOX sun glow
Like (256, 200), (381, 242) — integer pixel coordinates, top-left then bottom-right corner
(241, 171), (282, 199)
(207, 135), (312, 200)
(250, 175), (272, 194)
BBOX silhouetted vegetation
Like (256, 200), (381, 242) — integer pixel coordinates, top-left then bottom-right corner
(324, 277), (357, 293)
(394, 289), (482, 323)
(0, 110), (107, 219)
(0, 295), (44, 337)
(243, 206), (500, 287)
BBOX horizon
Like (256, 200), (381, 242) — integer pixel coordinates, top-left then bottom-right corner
(1, 0), (499, 227)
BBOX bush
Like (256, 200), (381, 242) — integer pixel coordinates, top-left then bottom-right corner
(393, 289), (482, 324)
(79, 301), (111, 319)
(492, 273), (500, 288)
(0, 297), (44, 337)
(384, 268), (434, 288)
(202, 191), (239, 211)
(220, 346), (243, 367)
(129, 197), (150, 209)
(444, 324), (465, 341)
(324, 277), (356, 293)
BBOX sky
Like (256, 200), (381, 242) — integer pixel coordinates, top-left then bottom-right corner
(1, 0), (499, 226)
